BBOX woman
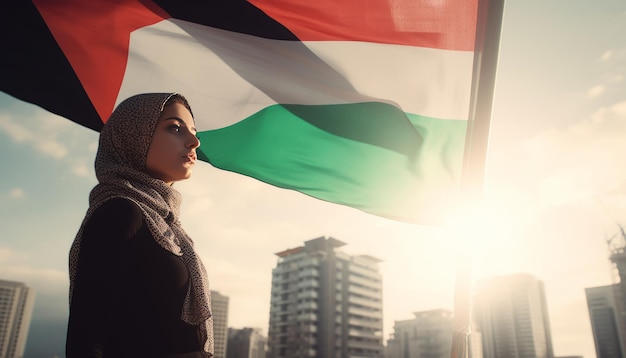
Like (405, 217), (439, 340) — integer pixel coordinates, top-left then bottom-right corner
(66, 93), (213, 357)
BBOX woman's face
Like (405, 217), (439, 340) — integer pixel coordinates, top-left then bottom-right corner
(145, 102), (200, 185)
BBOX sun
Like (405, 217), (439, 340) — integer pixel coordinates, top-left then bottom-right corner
(441, 200), (520, 280)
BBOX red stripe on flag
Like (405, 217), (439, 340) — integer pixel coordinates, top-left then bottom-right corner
(250, 0), (478, 51)
(33, 0), (169, 123)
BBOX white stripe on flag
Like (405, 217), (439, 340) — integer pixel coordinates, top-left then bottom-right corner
(118, 19), (474, 130)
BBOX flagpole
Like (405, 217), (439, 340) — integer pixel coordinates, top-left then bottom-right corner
(450, 256), (473, 358)
(451, 0), (506, 357)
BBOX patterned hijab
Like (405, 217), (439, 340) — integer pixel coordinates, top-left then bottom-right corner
(69, 93), (213, 356)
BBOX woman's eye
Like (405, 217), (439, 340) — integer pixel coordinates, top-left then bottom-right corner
(168, 124), (181, 132)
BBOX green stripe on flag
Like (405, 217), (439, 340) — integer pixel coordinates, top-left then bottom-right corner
(197, 102), (466, 223)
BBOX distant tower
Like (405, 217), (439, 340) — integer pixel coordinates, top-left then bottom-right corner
(607, 226), (626, 347)
(386, 309), (454, 358)
(0, 279), (36, 358)
(585, 226), (626, 357)
(227, 327), (266, 358)
(586, 285), (624, 357)
(267, 236), (384, 358)
(386, 309), (482, 358)
(211, 290), (230, 358)
(474, 273), (554, 358)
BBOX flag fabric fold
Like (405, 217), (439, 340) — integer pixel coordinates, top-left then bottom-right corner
(2, 0), (480, 224)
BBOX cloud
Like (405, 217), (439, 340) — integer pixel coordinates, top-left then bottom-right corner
(586, 85), (605, 99)
(28, 112), (77, 159)
(71, 163), (92, 178)
(1, 265), (67, 290)
(87, 140), (98, 152)
(8, 187), (24, 199)
(0, 247), (17, 262)
(0, 247), (64, 286)
(490, 99), (626, 223)
(0, 116), (33, 142)
(593, 47), (626, 99)
(38, 138), (69, 159)
(0, 96), (99, 178)
(0, 245), (69, 321)
(0, 112), (68, 159)
(600, 47), (626, 65)
(592, 100), (626, 121)
(1, 265), (69, 322)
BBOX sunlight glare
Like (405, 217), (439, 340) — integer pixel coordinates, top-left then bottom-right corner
(442, 201), (516, 279)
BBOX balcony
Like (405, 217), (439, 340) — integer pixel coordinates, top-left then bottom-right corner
(348, 306), (382, 319)
(297, 313), (318, 322)
(297, 301), (318, 310)
(348, 274), (381, 290)
(346, 338), (383, 350)
(348, 316), (382, 330)
(348, 295), (382, 310)
(348, 264), (380, 278)
(348, 328), (382, 339)
(297, 290), (318, 300)
(348, 284), (382, 298)
(300, 268), (319, 278)
(301, 323), (317, 333)
(297, 279), (319, 289)
(352, 338), (386, 352)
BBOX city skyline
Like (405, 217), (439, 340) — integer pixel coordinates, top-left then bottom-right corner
(2, 242), (595, 358)
(0, 250), (596, 358)
(1, 1), (625, 357)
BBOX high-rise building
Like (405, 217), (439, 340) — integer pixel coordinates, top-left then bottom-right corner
(474, 273), (554, 358)
(227, 327), (266, 358)
(386, 309), (482, 358)
(585, 285), (623, 358)
(0, 280), (36, 358)
(386, 309), (453, 358)
(267, 236), (383, 358)
(586, 226), (626, 358)
(211, 290), (230, 358)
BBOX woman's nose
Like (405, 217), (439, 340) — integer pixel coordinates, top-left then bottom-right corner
(188, 132), (200, 149)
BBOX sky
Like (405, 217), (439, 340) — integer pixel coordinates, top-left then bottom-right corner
(1, 0), (625, 357)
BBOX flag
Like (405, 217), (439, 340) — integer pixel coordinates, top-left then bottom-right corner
(2, 0), (481, 225)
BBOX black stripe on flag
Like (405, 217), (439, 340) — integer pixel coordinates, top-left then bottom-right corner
(1, 1), (103, 131)
(154, 0), (299, 41)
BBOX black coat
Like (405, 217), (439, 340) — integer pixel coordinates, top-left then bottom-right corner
(66, 198), (201, 357)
